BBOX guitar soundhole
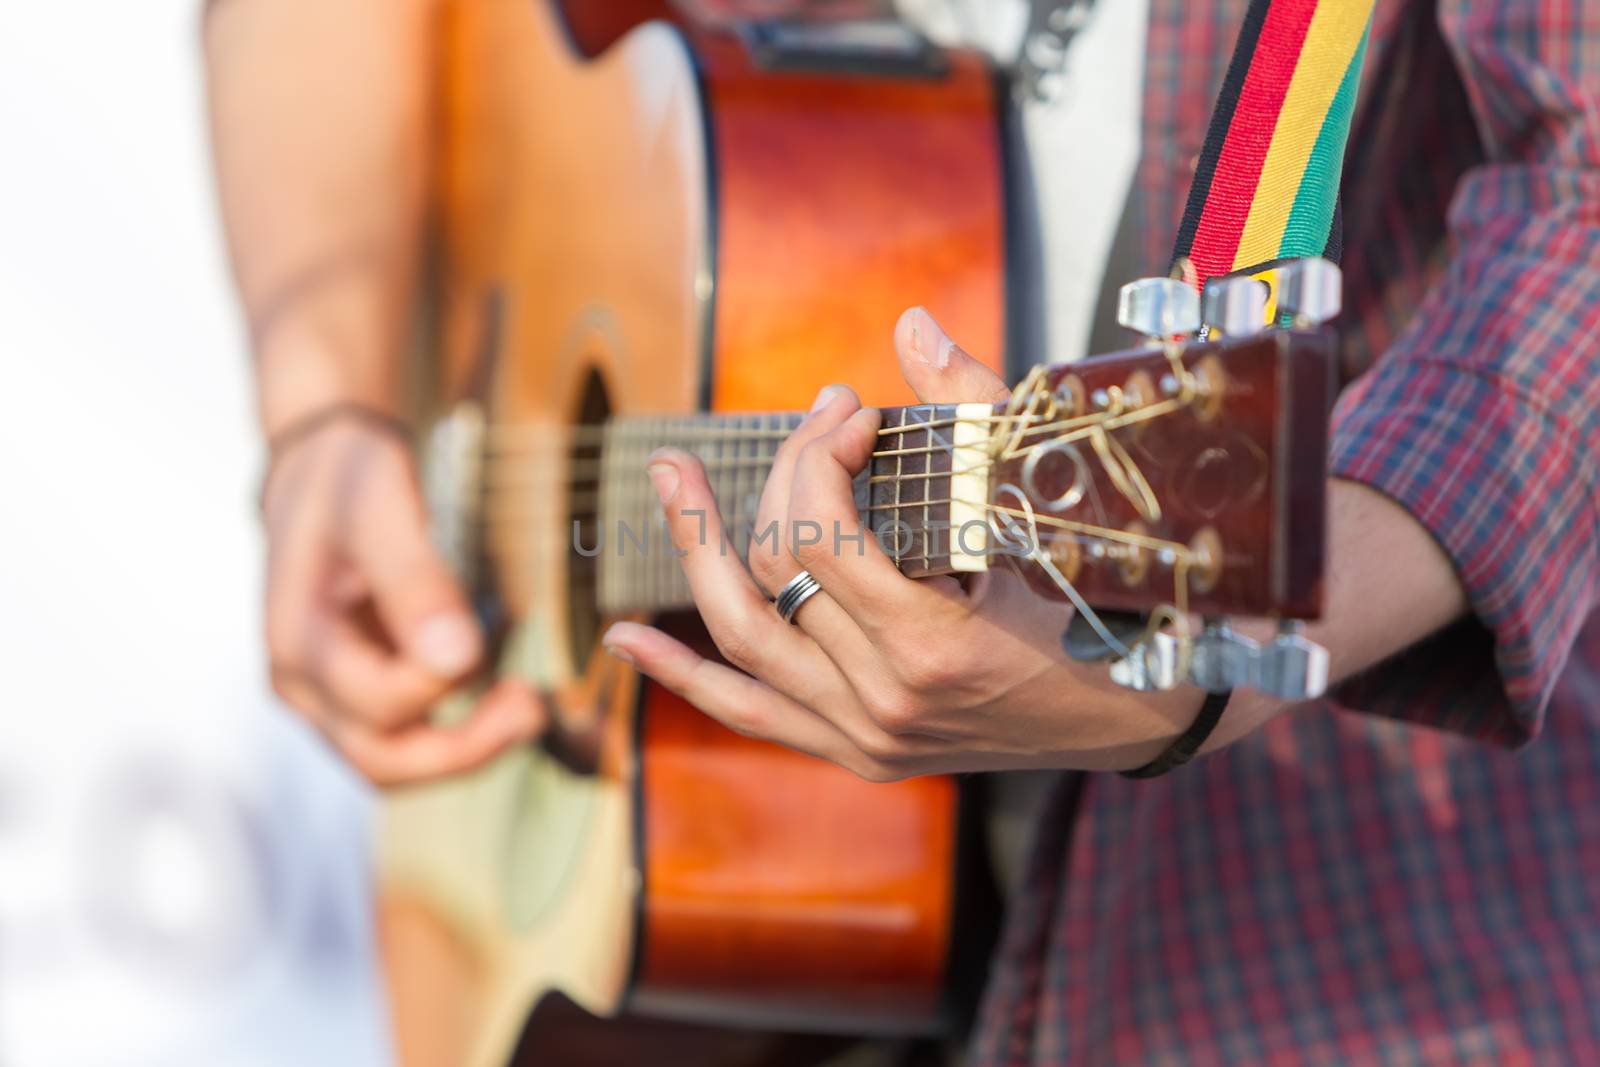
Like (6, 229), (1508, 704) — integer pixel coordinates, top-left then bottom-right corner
(567, 369), (611, 676)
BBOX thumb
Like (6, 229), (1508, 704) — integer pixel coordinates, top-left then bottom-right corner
(893, 306), (1011, 405)
(348, 459), (484, 680)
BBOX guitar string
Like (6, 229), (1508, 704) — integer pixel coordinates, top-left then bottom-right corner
(472, 368), (1199, 492)
(445, 351), (1221, 686)
(474, 389), (1193, 521)
(474, 397), (1188, 539)
(463, 360), (1209, 638)
(473, 408), (1164, 489)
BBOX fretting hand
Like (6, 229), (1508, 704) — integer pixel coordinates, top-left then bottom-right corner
(601, 308), (1216, 780)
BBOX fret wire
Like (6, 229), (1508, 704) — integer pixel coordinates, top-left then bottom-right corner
(746, 412), (757, 565)
(652, 417), (662, 607)
(752, 412), (767, 564)
(619, 420), (630, 608)
(596, 423), (606, 607)
(656, 417), (668, 606)
(894, 407), (905, 571)
(637, 420), (648, 608)
(608, 420), (620, 608)
(615, 420), (626, 608)
(731, 412), (746, 572)
(632, 418), (643, 608)
(921, 408), (933, 569)
(655, 416), (668, 606)
(750, 411), (769, 564)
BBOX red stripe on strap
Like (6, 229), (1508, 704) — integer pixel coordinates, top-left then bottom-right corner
(1188, 0), (1319, 281)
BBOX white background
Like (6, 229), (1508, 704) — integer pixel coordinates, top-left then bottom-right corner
(0, 3), (390, 1064)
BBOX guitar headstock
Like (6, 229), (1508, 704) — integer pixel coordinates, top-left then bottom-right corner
(983, 327), (1332, 621)
(868, 258), (1339, 698)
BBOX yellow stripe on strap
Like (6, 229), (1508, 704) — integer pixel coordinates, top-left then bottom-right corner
(1232, 0), (1370, 270)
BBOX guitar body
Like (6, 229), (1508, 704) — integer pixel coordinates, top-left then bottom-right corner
(379, 2), (1007, 1064)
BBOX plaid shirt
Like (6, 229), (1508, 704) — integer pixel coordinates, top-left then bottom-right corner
(974, 0), (1600, 1063)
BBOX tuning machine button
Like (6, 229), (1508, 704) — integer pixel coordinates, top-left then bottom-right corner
(1256, 621), (1330, 701)
(1276, 258), (1343, 327)
(1118, 277), (1201, 340)
(1201, 276), (1270, 337)
(1188, 620), (1259, 692)
(1109, 631), (1183, 692)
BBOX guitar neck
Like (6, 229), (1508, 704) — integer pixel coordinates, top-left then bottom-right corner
(595, 406), (966, 614)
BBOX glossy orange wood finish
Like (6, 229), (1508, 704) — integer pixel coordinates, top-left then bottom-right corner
(629, 23), (1006, 1031)
(636, 686), (958, 1029)
(390, 2), (1007, 1057)
(701, 38), (1006, 410)
(557, 0), (673, 56)
(994, 333), (1333, 619)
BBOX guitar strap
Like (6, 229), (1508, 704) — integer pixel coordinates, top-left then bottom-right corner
(1170, 0), (1376, 289)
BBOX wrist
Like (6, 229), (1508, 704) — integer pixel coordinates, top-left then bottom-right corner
(258, 401), (415, 515)
(256, 319), (404, 438)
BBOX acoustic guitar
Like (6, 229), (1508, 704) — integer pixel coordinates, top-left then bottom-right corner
(377, 2), (1332, 1064)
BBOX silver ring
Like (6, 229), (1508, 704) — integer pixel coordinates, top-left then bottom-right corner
(774, 570), (823, 625)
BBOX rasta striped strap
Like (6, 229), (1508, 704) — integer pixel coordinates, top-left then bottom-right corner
(1171, 0), (1376, 289)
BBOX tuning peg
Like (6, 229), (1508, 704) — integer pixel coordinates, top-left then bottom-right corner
(1187, 619), (1259, 692)
(1255, 621), (1329, 701)
(1276, 258), (1342, 327)
(1109, 631), (1183, 692)
(1201, 276), (1270, 337)
(1118, 277), (1201, 340)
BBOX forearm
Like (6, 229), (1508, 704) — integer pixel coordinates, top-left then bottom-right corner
(203, 0), (439, 434)
(1214, 477), (1468, 748)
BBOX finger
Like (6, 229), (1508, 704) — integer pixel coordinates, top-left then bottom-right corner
(328, 679), (547, 787)
(893, 306), (1012, 405)
(603, 622), (899, 781)
(342, 447), (483, 680)
(269, 660), (336, 725)
(305, 613), (458, 730)
(789, 408), (965, 638)
(264, 493), (326, 684)
(646, 448), (846, 706)
(748, 384), (860, 596)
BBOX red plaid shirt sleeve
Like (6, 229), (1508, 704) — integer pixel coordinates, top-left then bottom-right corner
(1327, 0), (1600, 745)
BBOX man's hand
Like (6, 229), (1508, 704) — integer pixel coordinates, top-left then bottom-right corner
(602, 308), (1207, 779)
(262, 416), (544, 785)
(602, 307), (1468, 780)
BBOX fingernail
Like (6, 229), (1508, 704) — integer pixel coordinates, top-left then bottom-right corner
(647, 462), (679, 503)
(415, 615), (479, 675)
(810, 384), (843, 413)
(909, 307), (953, 369)
(604, 642), (636, 666)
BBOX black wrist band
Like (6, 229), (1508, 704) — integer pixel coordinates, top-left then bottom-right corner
(258, 402), (412, 513)
(1119, 688), (1233, 779)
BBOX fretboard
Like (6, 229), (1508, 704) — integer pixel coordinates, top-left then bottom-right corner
(594, 406), (972, 614)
